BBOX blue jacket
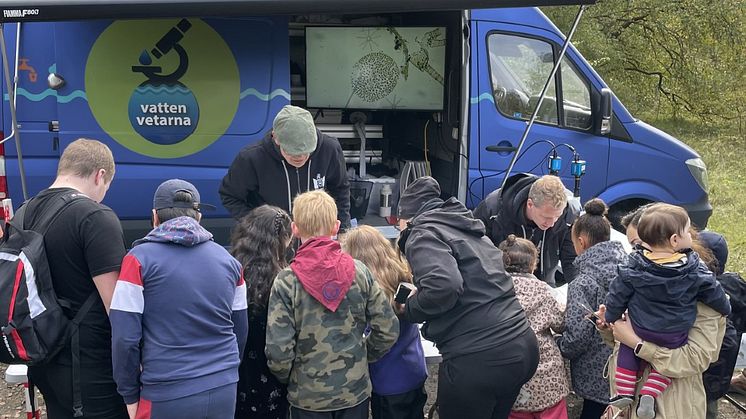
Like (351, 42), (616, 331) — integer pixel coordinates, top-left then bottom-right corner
(368, 318), (427, 396)
(110, 217), (248, 403)
(605, 249), (730, 333)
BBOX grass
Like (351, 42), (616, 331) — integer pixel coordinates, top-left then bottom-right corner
(645, 118), (746, 275)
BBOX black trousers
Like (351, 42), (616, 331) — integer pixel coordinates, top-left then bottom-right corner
(289, 400), (369, 419)
(436, 329), (539, 419)
(371, 384), (427, 419)
(579, 399), (608, 419)
(29, 361), (128, 419)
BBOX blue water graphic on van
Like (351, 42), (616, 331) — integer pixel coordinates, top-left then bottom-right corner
(240, 88), (290, 101)
(4, 88), (87, 103)
(5, 87), (290, 103)
(470, 93), (495, 105)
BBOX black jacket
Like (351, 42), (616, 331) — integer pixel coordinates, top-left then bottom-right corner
(219, 130), (350, 226)
(473, 173), (579, 285)
(400, 197), (530, 360)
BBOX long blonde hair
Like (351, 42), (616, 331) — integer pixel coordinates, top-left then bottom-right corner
(340, 225), (412, 303)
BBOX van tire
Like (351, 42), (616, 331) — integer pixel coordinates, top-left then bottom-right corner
(608, 199), (652, 233)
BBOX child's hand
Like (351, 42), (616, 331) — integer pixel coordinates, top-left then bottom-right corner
(394, 288), (417, 316)
(592, 304), (609, 330)
(610, 315), (642, 348)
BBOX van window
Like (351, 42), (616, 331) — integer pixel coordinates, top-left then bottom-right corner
(488, 33), (558, 125)
(561, 62), (592, 130)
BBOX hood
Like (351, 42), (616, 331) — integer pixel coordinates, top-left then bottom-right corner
(261, 131), (285, 163)
(620, 248), (702, 286)
(134, 216), (213, 247)
(500, 174), (536, 228)
(574, 240), (628, 290)
(410, 197), (486, 237)
(291, 237), (356, 312)
(509, 272), (546, 313)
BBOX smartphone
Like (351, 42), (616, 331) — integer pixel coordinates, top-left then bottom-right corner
(579, 302), (600, 323)
(394, 283), (415, 304)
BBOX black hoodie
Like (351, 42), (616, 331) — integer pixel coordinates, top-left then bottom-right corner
(473, 173), (579, 285)
(219, 130), (350, 226)
(401, 197), (529, 360)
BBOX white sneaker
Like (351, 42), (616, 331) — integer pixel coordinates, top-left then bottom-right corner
(636, 394), (656, 419)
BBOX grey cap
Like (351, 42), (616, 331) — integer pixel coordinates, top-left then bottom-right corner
(272, 105), (317, 155)
(153, 179), (216, 211)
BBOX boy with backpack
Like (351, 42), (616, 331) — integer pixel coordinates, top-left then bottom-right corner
(1, 139), (128, 418)
(265, 190), (399, 418)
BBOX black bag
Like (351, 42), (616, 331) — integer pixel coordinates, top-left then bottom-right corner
(718, 272), (746, 334)
(703, 319), (741, 401)
(0, 192), (95, 417)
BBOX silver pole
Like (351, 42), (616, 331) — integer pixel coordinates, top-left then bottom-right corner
(0, 23), (28, 200)
(500, 5), (586, 190)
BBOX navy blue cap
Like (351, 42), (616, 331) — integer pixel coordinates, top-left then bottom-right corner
(153, 179), (216, 211)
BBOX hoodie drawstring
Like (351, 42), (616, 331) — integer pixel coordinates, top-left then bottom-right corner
(282, 161), (292, 213)
(521, 225), (546, 280)
(307, 158), (312, 191)
(540, 230), (546, 278)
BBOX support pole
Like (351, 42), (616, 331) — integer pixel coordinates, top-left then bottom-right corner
(0, 23), (28, 200)
(501, 5), (586, 190)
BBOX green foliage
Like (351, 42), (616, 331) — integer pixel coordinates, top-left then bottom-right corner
(542, 3), (746, 273)
(543, 1), (746, 128)
(647, 119), (746, 275)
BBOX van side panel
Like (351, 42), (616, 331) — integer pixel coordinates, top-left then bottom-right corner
(5, 18), (289, 224)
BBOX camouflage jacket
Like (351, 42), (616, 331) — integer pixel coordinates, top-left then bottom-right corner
(266, 259), (399, 411)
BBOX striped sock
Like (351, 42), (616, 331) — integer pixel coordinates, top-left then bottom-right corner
(640, 369), (672, 398)
(615, 367), (638, 396)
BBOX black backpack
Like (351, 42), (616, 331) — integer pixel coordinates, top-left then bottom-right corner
(0, 192), (95, 417)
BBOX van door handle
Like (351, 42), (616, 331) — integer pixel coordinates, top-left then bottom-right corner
(485, 145), (517, 153)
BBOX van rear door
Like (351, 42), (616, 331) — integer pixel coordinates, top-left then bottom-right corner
(3, 22), (61, 201)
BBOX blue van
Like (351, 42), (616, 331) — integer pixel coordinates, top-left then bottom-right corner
(0, 0), (710, 245)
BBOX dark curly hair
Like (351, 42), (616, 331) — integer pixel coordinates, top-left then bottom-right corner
(572, 198), (611, 247)
(230, 205), (292, 315)
(498, 234), (538, 274)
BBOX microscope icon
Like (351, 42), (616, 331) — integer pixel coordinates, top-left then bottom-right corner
(132, 18), (192, 83)
(128, 18), (200, 146)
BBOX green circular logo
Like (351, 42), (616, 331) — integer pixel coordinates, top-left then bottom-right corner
(86, 18), (239, 158)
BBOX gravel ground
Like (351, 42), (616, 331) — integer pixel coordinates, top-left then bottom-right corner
(422, 364), (745, 419)
(1, 364), (743, 418)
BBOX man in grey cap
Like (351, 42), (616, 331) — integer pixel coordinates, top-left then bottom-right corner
(219, 105), (351, 228)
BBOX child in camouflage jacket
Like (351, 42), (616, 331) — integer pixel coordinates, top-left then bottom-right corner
(265, 190), (399, 418)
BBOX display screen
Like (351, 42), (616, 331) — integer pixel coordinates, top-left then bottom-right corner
(306, 26), (446, 110)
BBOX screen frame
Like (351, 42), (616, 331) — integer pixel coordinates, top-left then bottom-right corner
(303, 25), (449, 112)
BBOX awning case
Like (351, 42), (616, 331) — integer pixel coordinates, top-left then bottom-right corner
(0, 0), (595, 23)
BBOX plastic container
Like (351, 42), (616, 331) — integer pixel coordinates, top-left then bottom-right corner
(379, 184), (392, 217)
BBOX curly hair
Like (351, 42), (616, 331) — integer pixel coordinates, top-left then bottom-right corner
(230, 205), (292, 315)
(572, 198), (611, 247)
(498, 234), (538, 274)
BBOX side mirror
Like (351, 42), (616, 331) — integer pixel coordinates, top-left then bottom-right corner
(599, 88), (612, 135)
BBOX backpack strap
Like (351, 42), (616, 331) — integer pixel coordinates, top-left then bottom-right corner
(10, 192), (87, 234)
(70, 291), (99, 418)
